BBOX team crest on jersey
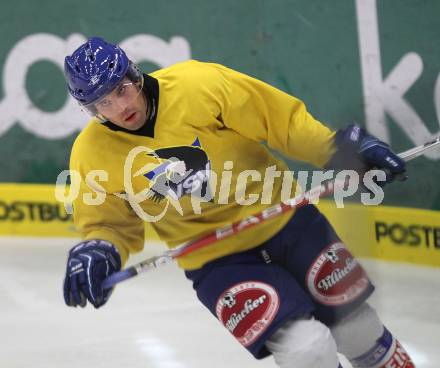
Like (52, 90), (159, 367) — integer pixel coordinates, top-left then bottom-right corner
(306, 242), (369, 306)
(215, 281), (280, 347)
(143, 137), (212, 202)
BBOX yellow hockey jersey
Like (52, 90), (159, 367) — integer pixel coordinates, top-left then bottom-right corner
(70, 60), (336, 270)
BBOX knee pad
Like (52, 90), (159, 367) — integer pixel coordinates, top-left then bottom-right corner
(266, 317), (339, 368)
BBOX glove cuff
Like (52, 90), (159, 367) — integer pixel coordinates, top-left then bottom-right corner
(325, 124), (368, 171)
(69, 239), (121, 271)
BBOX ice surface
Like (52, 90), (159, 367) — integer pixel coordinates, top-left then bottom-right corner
(0, 237), (438, 368)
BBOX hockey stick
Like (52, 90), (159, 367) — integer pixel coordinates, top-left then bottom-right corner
(102, 137), (440, 290)
(102, 179), (341, 290)
(396, 136), (440, 161)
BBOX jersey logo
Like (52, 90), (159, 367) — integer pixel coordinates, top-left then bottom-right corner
(143, 137), (212, 202)
(215, 281), (280, 347)
(306, 242), (370, 306)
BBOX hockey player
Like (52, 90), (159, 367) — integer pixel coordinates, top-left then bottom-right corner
(62, 37), (415, 367)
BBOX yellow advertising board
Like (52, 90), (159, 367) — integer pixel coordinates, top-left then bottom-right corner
(0, 184), (75, 237)
(318, 202), (440, 267)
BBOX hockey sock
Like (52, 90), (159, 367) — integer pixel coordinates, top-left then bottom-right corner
(350, 327), (415, 367)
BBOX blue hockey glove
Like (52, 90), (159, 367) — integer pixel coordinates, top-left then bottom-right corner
(63, 239), (121, 309)
(326, 124), (407, 185)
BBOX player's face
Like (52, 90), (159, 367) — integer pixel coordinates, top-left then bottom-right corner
(95, 77), (148, 130)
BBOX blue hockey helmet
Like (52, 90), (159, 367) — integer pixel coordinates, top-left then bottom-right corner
(64, 37), (142, 112)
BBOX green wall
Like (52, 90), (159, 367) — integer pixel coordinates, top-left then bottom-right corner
(0, 0), (439, 209)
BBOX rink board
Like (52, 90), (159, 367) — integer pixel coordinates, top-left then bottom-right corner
(0, 183), (439, 267)
(318, 202), (440, 268)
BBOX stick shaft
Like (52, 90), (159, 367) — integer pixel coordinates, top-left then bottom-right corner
(102, 180), (339, 289)
(397, 136), (440, 161)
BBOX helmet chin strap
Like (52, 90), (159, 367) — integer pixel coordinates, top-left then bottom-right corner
(143, 91), (151, 125)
